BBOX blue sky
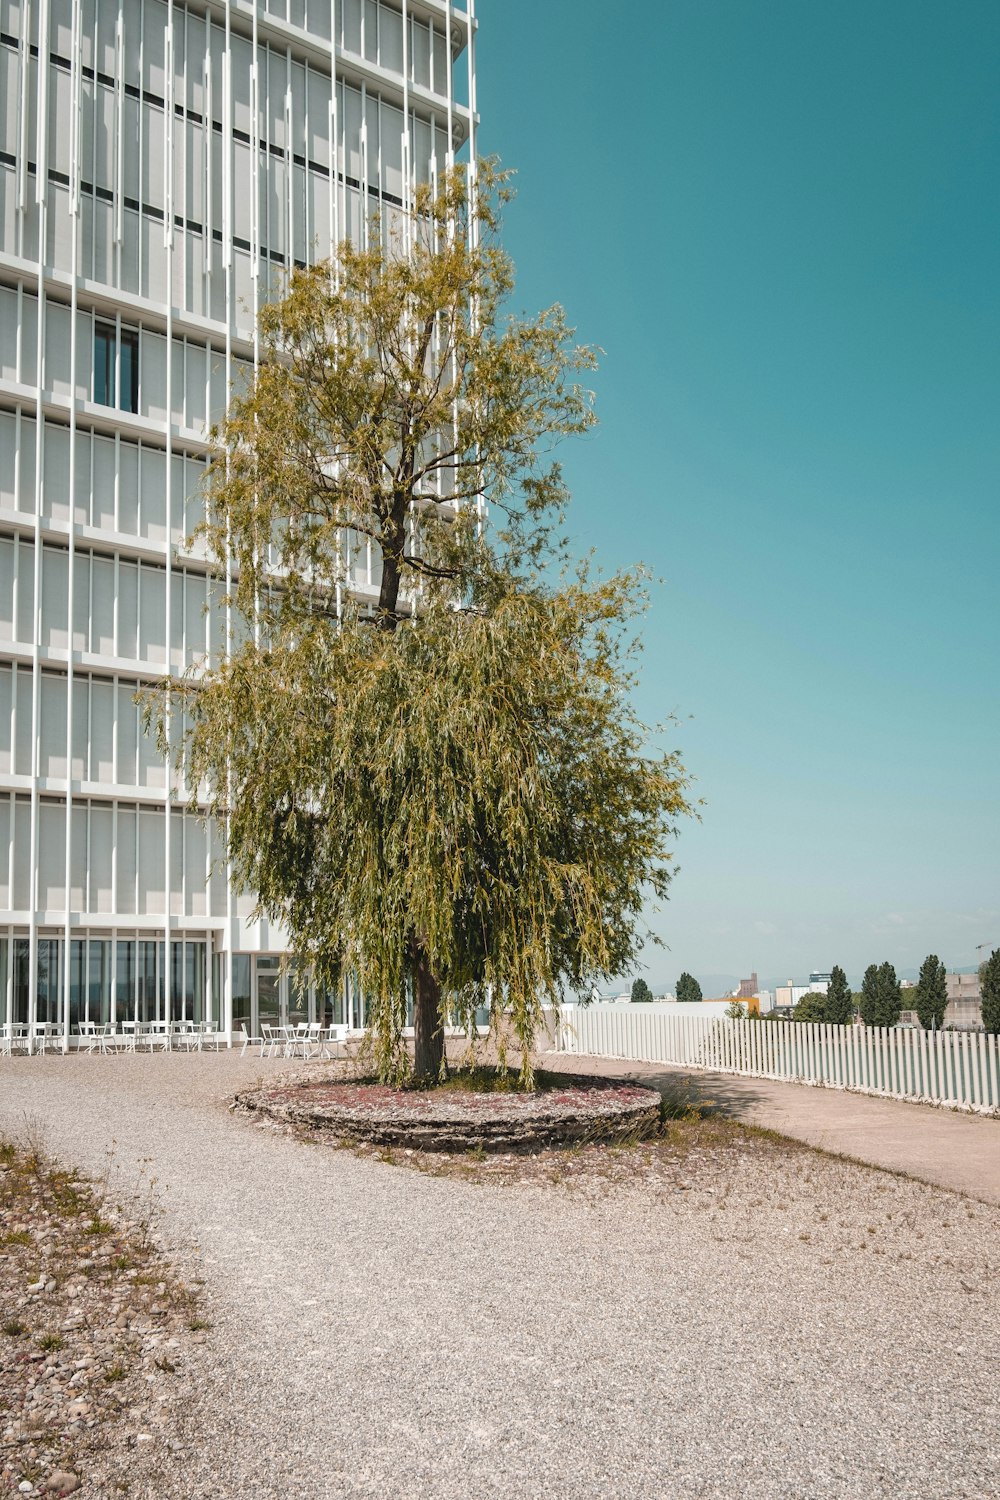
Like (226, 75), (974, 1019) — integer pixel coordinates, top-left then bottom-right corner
(476, 0), (1000, 990)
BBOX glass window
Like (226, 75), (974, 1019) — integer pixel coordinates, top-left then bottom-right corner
(170, 940), (183, 1021)
(138, 940), (162, 1023)
(119, 328), (139, 412)
(116, 939), (136, 1025)
(317, 981), (345, 1027)
(94, 323), (116, 406)
(87, 940), (111, 1024)
(36, 938), (62, 1026)
(13, 937), (29, 1025)
(94, 323), (139, 412)
(231, 954), (251, 1027)
(69, 939), (85, 1027)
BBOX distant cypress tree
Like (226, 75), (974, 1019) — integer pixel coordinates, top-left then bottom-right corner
(825, 965), (853, 1026)
(860, 961), (902, 1027)
(676, 972), (702, 1003)
(859, 965), (880, 1026)
(914, 954), (948, 1030)
(981, 950), (1000, 1035)
(630, 978), (653, 1004)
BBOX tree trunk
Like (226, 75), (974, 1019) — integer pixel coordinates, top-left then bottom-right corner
(376, 494), (407, 630)
(411, 942), (444, 1082)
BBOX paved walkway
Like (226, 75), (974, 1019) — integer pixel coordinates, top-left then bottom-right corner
(543, 1052), (1000, 1205)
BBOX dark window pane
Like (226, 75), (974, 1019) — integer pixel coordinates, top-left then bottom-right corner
(116, 940), (136, 1025)
(94, 324), (115, 406)
(231, 954), (251, 1026)
(13, 938), (30, 1025)
(119, 328), (139, 412)
(37, 938), (62, 1026)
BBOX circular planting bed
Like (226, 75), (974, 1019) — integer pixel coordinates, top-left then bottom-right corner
(234, 1072), (662, 1153)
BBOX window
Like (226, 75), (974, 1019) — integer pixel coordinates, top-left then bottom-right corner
(94, 323), (115, 406)
(120, 329), (139, 412)
(94, 322), (139, 412)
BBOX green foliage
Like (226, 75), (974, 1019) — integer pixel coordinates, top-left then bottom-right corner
(676, 972), (702, 1003)
(724, 1000), (745, 1020)
(914, 953), (948, 1030)
(630, 978), (653, 1004)
(825, 965), (853, 1026)
(146, 166), (692, 1088)
(793, 991), (828, 1023)
(981, 949), (1000, 1035)
(859, 961), (902, 1028)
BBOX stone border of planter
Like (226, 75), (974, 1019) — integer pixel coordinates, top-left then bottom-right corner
(233, 1072), (662, 1154)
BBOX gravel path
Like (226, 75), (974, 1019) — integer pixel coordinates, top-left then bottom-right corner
(1, 1052), (998, 1500)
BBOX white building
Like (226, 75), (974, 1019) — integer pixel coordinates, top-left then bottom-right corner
(0, 0), (475, 1043)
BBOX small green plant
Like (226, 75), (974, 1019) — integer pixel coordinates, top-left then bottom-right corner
(2, 1318), (28, 1337)
(186, 1317), (211, 1332)
(104, 1363), (128, 1382)
(86, 1214), (114, 1236)
(1, 1229), (32, 1247)
(38, 1332), (64, 1351)
(155, 1356), (176, 1373)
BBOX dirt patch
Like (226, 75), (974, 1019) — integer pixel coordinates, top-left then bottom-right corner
(234, 1069), (662, 1152)
(0, 1134), (208, 1498)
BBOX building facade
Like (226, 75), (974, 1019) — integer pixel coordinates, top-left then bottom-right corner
(0, 0), (475, 1043)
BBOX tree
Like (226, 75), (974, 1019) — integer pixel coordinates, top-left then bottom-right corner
(914, 953), (948, 1030)
(148, 167), (692, 1086)
(859, 962), (902, 1028)
(630, 978), (654, 1004)
(825, 965), (853, 1026)
(724, 1000), (745, 1020)
(981, 949), (1000, 1035)
(676, 973), (702, 1003)
(793, 991), (828, 1023)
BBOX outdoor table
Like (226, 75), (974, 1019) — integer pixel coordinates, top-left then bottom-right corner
(136, 1022), (172, 1052)
(171, 1021), (201, 1052)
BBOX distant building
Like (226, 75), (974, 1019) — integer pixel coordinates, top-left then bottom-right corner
(945, 972), (982, 1029)
(774, 976), (829, 1010)
(737, 972), (759, 1000)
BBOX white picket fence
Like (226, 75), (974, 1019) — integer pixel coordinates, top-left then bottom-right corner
(556, 1004), (1000, 1115)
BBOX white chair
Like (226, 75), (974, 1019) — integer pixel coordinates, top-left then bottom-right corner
(31, 1022), (58, 1055)
(320, 1024), (349, 1060)
(136, 1021), (170, 1052)
(116, 1021), (138, 1053)
(260, 1023), (283, 1059)
(239, 1022), (263, 1056)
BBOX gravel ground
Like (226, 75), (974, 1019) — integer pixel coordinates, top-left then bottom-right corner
(1, 1051), (998, 1500)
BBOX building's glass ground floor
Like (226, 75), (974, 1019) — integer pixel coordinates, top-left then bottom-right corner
(0, 930), (377, 1044)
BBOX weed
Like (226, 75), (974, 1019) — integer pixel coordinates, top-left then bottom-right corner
(38, 1332), (64, 1351)
(155, 1356), (176, 1373)
(2, 1318), (28, 1337)
(1, 1229), (32, 1247)
(186, 1317), (211, 1332)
